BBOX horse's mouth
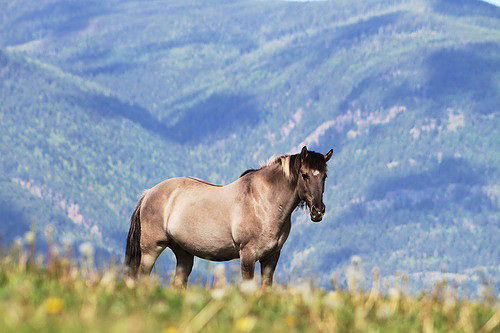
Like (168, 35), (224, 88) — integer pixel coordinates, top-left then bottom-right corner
(307, 203), (324, 222)
(310, 213), (323, 222)
(308, 205), (323, 222)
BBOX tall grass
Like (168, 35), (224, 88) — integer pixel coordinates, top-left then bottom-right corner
(0, 233), (497, 332)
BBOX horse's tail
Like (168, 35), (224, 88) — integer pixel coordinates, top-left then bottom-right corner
(125, 195), (144, 277)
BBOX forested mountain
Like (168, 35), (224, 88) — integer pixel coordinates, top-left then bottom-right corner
(0, 0), (498, 294)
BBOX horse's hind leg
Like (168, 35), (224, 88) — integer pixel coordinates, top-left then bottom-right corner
(139, 219), (168, 276)
(170, 243), (194, 288)
(139, 241), (167, 275)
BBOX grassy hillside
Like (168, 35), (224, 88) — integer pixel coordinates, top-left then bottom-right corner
(0, 242), (498, 332)
(0, 0), (499, 293)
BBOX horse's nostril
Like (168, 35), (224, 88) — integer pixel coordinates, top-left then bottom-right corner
(311, 206), (324, 217)
(312, 205), (325, 215)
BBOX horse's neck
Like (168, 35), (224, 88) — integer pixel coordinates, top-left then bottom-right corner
(259, 166), (300, 220)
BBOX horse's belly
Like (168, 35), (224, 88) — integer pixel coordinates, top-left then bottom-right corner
(187, 245), (239, 262)
(167, 216), (239, 261)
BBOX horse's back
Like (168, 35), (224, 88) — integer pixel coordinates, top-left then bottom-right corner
(145, 176), (222, 199)
(142, 176), (228, 222)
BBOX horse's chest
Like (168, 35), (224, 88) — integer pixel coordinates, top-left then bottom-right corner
(255, 219), (291, 256)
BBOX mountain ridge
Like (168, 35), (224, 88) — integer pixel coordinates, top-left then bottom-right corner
(0, 0), (498, 293)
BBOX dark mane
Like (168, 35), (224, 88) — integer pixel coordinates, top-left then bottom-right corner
(239, 150), (327, 179)
(240, 169), (258, 177)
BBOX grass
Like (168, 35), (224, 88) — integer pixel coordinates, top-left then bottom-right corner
(0, 234), (497, 333)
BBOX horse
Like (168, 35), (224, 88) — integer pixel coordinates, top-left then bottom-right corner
(125, 146), (333, 288)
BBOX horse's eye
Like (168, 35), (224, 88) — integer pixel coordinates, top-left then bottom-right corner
(302, 173), (309, 180)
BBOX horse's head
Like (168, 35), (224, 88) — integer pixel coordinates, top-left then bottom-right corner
(296, 146), (333, 222)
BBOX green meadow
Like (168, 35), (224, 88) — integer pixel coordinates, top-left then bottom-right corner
(0, 235), (497, 333)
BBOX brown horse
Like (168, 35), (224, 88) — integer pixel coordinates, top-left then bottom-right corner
(125, 146), (333, 288)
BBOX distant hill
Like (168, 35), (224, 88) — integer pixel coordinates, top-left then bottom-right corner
(0, 0), (498, 294)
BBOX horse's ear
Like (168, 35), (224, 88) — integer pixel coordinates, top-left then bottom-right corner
(324, 149), (333, 162)
(300, 146), (308, 160)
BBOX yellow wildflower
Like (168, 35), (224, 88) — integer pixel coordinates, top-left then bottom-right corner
(325, 291), (343, 308)
(163, 327), (180, 333)
(44, 297), (63, 315)
(235, 316), (257, 332)
(376, 302), (391, 320)
(24, 231), (35, 245)
(285, 315), (297, 327)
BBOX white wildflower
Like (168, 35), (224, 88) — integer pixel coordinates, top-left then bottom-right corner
(79, 242), (94, 258)
(13, 237), (23, 248)
(211, 288), (226, 300)
(351, 255), (362, 265)
(346, 255), (364, 292)
(239, 280), (258, 295)
(389, 287), (400, 300)
(124, 276), (136, 289)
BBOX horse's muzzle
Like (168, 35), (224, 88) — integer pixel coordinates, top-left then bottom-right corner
(310, 204), (325, 222)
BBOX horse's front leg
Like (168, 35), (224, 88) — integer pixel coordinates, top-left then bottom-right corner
(170, 243), (194, 289)
(260, 250), (280, 287)
(239, 247), (256, 281)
